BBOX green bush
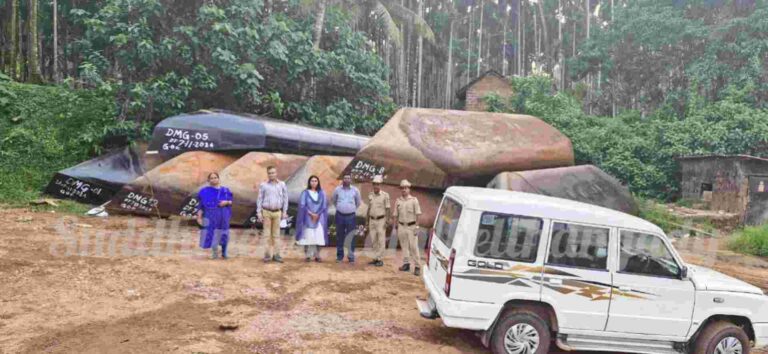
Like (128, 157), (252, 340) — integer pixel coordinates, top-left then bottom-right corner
(502, 75), (768, 200)
(0, 81), (133, 205)
(728, 225), (768, 257)
(636, 198), (683, 233)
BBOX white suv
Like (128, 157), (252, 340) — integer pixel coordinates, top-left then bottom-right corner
(417, 187), (768, 354)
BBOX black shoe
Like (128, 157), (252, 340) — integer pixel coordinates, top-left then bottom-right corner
(305, 257), (311, 262)
(367, 259), (378, 265)
(374, 260), (384, 267)
(273, 255), (284, 263)
(399, 263), (410, 272)
(414, 267), (421, 276)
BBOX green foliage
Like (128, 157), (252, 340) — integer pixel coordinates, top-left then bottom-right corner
(0, 81), (129, 204)
(502, 75), (768, 200)
(728, 224), (768, 257)
(636, 198), (683, 233)
(572, 1), (768, 115)
(675, 198), (696, 208)
(482, 92), (508, 113)
(70, 0), (393, 133)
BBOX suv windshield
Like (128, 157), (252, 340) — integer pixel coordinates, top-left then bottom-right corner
(619, 230), (680, 278)
(434, 197), (462, 248)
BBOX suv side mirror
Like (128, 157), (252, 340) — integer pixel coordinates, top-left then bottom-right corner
(679, 265), (689, 280)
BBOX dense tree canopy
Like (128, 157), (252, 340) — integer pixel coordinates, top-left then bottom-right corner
(2, 0), (768, 201)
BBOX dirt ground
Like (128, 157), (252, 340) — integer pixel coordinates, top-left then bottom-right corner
(1, 208), (767, 354)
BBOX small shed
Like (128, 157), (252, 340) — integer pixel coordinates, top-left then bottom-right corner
(456, 70), (513, 112)
(678, 155), (768, 225)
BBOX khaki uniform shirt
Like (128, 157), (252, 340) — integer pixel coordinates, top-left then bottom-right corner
(395, 195), (421, 224)
(368, 191), (391, 218)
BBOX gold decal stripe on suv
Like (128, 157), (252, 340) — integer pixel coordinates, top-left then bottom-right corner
(431, 249), (449, 270)
(456, 265), (655, 300)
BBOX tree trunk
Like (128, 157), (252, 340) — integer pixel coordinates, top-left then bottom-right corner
(531, 1), (541, 56)
(516, 0), (521, 75)
(466, 3), (472, 85)
(521, 1), (525, 75)
(476, 0), (483, 77)
(416, 0), (423, 107)
(1, 1), (8, 74)
(53, 0), (58, 82)
(312, 0), (327, 50)
(557, 0), (563, 90)
(10, 0), (20, 80)
(445, 18), (453, 108)
(536, 0), (550, 74)
(28, 0), (43, 83)
(586, 0), (591, 114)
(502, 11), (507, 76)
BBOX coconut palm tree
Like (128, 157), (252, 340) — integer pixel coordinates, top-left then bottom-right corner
(303, 0), (436, 105)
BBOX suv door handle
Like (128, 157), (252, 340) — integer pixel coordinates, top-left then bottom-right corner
(618, 286), (631, 292)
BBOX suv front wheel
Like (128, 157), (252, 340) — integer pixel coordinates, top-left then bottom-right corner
(692, 320), (751, 354)
(490, 310), (551, 354)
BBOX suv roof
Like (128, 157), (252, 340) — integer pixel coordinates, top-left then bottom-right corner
(445, 187), (664, 236)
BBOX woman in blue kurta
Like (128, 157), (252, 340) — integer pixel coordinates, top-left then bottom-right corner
(295, 175), (328, 262)
(197, 172), (233, 259)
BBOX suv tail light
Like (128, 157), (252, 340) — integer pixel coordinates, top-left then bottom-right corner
(426, 229), (435, 265)
(444, 248), (456, 297)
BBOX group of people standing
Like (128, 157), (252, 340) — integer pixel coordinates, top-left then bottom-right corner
(195, 166), (424, 275)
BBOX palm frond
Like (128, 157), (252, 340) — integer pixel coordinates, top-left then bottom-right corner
(380, 0), (436, 45)
(372, 2), (404, 48)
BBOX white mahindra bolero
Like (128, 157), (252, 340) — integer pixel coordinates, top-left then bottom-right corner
(416, 187), (768, 354)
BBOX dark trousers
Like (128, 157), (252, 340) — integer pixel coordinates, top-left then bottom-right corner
(335, 213), (357, 261)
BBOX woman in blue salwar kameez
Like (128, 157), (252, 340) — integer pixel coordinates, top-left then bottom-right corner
(295, 175), (328, 262)
(197, 172), (233, 259)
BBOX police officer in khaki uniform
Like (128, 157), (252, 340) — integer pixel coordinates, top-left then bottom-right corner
(366, 175), (390, 267)
(392, 179), (422, 276)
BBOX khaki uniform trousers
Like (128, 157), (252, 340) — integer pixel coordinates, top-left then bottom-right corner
(368, 218), (387, 260)
(262, 209), (282, 257)
(397, 224), (420, 266)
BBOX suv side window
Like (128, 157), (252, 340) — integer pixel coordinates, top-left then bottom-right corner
(619, 230), (680, 278)
(434, 198), (462, 247)
(547, 222), (610, 270)
(474, 213), (543, 262)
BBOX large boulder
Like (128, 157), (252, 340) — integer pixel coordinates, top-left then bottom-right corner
(107, 151), (240, 217)
(177, 152), (308, 225)
(342, 108), (574, 190)
(147, 110), (369, 157)
(286, 155), (353, 207)
(44, 143), (165, 205)
(487, 165), (638, 215)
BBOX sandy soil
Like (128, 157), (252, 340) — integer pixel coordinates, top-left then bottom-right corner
(1, 208), (767, 354)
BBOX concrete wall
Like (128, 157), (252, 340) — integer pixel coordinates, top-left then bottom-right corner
(464, 75), (513, 112)
(679, 158), (747, 214)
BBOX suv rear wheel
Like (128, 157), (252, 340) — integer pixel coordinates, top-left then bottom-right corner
(490, 310), (551, 354)
(692, 320), (750, 354)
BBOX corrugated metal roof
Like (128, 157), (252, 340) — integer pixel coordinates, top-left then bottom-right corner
(676, 154), (768, 163)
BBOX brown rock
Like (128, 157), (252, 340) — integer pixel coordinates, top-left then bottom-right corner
(342, 108), (574, 189)
(107, 151), (240, 217)
(211, 152), (307, 224)
(487, 165), (638, 215)
(286, 155), (353, 206)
